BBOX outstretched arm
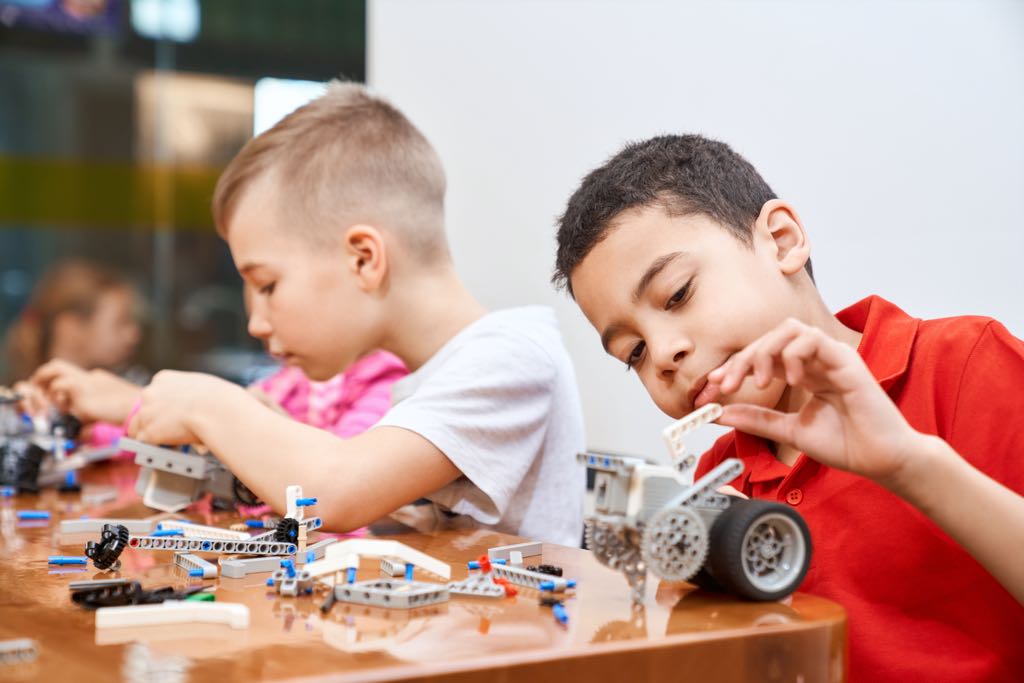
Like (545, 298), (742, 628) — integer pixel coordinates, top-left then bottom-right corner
(708, 318), (1024, 604)
(127, 370), (461, 531)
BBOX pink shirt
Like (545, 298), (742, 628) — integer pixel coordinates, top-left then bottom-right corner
(255, 351), (407, 437)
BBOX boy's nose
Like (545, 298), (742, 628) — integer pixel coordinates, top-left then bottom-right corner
(655, 346), (687, 378)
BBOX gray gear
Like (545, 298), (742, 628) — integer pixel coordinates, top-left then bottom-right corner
(640, 506), (708, 582)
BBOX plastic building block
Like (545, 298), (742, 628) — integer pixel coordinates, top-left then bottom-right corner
(509, 551), (523, 566)
(491, 564), (575, 591)
(284, 485), (307, 521)
(446, 574), (506, 599)
(185, 592), (215, 602)
(85, 523), (130, 570)
(552, 602), (569, 625)
(70, 580), (204, 609)
(333, 580), (449, 609)
(174, 552), (218, 579)
(68, 578), (131, 591)
(95, 601), (250, 629)
(59, 518), (155, 535)
(295, 537), (336, 565)
(662, 402), (723, 482)
(305, 539), (450, 581)
(16, 510), (50, 520)
(80, 486), (118, 506)
(48, 555), (88, 565)
(540, 579), (577, 591)
(0, 638), (38, 665)
(527, 564), (563, 576)
(467, 558), (506, 570)
(248, 516), (322, 542)
(128, 533), (296, 556)
(219, 555), (286, 578)
(379, 556), (405, 577)
(157, 520), (251, 540)
(269, 560), (314, 597)
(151, 528), (184, 537)
(487, 541), (542, 562)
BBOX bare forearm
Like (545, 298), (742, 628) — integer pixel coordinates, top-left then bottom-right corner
(884, 434), (1024, 604)
(187, 383), (353, 525)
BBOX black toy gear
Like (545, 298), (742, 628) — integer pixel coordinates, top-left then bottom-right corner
(85, 523), (130, 571)
(275, 517), (300, 544)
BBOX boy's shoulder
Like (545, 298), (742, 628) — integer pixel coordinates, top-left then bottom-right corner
(436, 306), (568, 367)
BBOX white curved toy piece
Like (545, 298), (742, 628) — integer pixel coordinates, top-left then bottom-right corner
(95, 601), (249, 629)
(661, 402), (723, 483)
(305, 539), (450, 581)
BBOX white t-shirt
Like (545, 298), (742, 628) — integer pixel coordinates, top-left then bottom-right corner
(374, 306), (586, 547)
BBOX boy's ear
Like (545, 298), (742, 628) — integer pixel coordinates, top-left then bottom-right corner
(755, 199), (810, 276)
(342, 224), (388, 291)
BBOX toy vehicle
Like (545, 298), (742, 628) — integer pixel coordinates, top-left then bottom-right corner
(579, 404), (812, 603)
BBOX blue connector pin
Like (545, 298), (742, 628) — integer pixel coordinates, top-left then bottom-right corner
(305, 550), (315, 564)
(17, 510), (50, 520)
(346, 567), (357, 584)
(151, 528), (183, 537)
(281, 559), (297, 579)
(295, 497), (318, 506)
(552, 602), (569, 625)
(188, 569), (204, 578)
(405, 563), (414, 582)
(245, 519), (266, 528)
(48, 556), (88, 565)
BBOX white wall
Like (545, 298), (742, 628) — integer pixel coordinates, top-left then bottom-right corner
(368, 0), (1024, 461)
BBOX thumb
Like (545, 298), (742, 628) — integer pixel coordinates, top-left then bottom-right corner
(718, 404), (795, 446)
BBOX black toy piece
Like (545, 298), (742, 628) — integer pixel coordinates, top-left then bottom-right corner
(70, 580), (203, 609)
(51, 414), (83, 440)
(0, 438), (46, 494)
(526, 564), (563, 577)
(85, 523), (130, 570)
(275, 517), (300, 543)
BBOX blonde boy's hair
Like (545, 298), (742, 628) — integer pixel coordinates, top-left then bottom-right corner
(213, 81), (449, 262)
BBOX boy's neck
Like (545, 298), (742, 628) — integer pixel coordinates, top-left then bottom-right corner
(381, 265), (488, 372)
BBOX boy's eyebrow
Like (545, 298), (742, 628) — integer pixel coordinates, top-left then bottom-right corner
(632, 251), (685, 302)
(237, 262), (264, 276)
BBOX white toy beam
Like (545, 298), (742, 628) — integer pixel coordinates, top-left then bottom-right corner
(95, 601), (249, 629)
(305, 539), (450, 580)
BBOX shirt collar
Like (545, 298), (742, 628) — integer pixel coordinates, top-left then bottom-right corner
(836, 295), (920, 392)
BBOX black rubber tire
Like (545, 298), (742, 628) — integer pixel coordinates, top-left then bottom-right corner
(706, 498), (812, 601)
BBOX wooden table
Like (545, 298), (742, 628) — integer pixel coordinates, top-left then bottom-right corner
(0, 460), (846, 682)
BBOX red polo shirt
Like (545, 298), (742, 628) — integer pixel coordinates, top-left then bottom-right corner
(695, 295), (1024, 683)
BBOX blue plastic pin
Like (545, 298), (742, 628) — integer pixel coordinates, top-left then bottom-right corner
(281, 559), (296, 578)
(552, 602), (568, 625)
(266, 577), (274, 586)
(64, 471), (77, 487)
(17, 510), (50, 520)
(305, 550), (315, 564)
(48, 556), (88, 565)
(152, 528), (183, 537)
(188, 569), (204, 578)
(245, 519), (265, 528)
(295, 497), (317, 506)
(540, 579), (577, 592)
(404, 563), (414, 582)
(346, 567), (357, 584)
(0, 487), (15, 497)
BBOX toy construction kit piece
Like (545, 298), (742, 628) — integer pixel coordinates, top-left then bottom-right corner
(95, 601), (250, 629)
(487, 541), (542, 562)
(0, 638), (38, 665)
(219, 537), (335, 578)
(267, 559), (314, 597)
(527, 564), (563, 577)
(48, 555), (89, 565)
(128, 532), (296, 556)
(581, 403), (813, 604)
(446, 574), (506, 599)
(71, 580), (205, 609)
(662, 403), (723, 482)
(156, 520), (251, 540)
(123, 437), (261, 513)
(174, 552), (218, 579)
(249, 516), (322, 542)
(305, 539), (451, 582)
(333, 580), (449, 609)
(60, 518), (156, 535)
(379, 556), (408, 578)
(490, 564), (576, 592)
(85, 523), (131, 570)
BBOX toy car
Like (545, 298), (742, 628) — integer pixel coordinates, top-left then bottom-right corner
(579, 403), (812, 603)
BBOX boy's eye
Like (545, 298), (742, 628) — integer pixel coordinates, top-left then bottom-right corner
(625, 341), (646, 370)
(259, 282), (276, 295)
(666, 281), (692, 309)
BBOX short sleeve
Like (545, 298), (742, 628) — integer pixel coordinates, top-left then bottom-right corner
(949, 320), (1024, 495)
(375, 332), (557, 524)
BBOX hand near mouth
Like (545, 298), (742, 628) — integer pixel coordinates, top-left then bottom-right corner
(704, 318), (921, 486)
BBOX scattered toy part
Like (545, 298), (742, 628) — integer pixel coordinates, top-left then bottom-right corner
(332, 580), (449, 610)
(0, 638), (38, 665)
(487, 541), (542, 562)
(174, 552), (218, 579)
(95, 601), (249, 629)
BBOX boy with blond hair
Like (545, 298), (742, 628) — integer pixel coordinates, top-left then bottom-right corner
(58, 83), (587, 545)
(554, 134), (1023, 682)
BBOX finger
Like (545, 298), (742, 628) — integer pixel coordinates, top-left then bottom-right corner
(713, 320), (807, 392)
(717, 403), (797, 448)
(31, 358), (75, 387)
(779, 333), (818, 387)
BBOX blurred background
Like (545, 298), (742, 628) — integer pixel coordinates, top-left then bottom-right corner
(1, 0), (1022, 459)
